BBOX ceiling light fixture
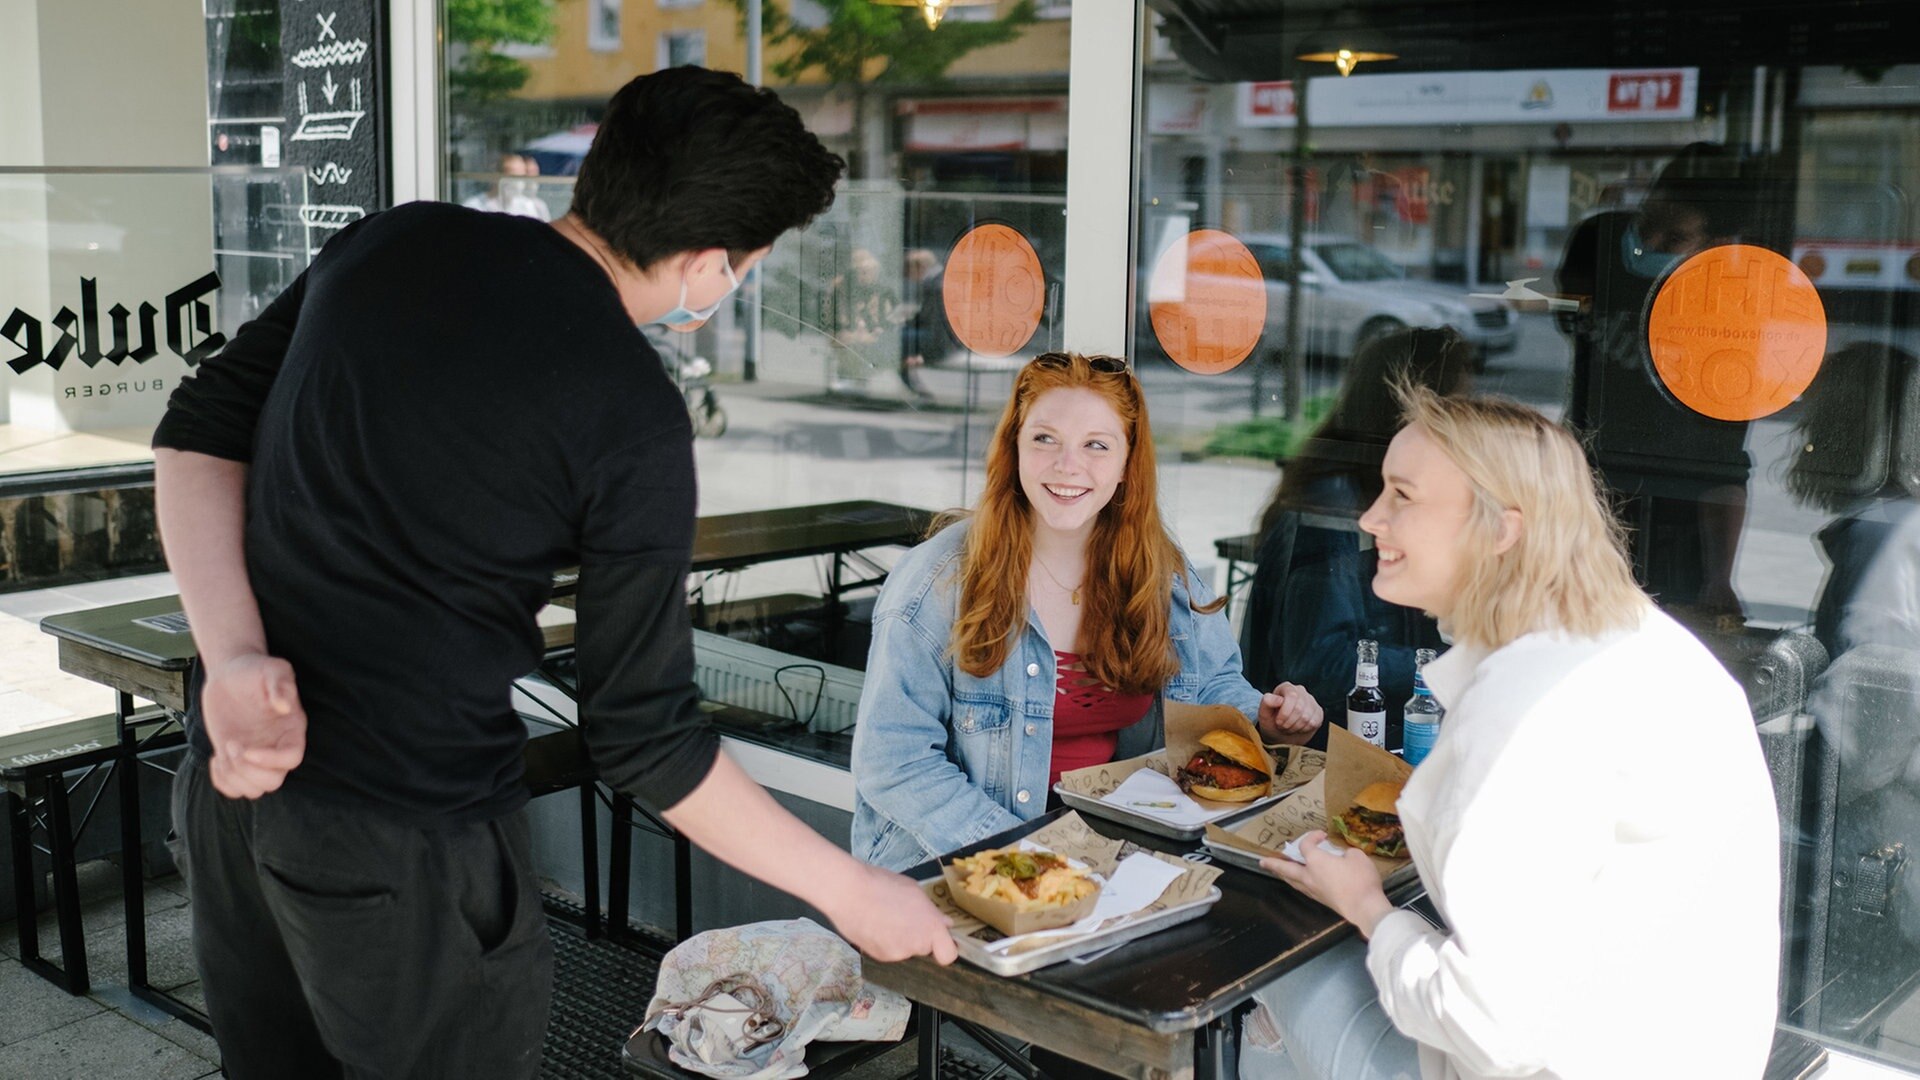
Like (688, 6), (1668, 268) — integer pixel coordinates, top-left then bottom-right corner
(869, 0), (995, 30)
(1296, 47), (1397, 77)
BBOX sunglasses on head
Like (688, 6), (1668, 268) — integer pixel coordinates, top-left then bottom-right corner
(1033, 353), (1130, 374)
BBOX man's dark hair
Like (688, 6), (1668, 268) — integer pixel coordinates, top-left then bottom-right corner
(571, 67), (846, 270)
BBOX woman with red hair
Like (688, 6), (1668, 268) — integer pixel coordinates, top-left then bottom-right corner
(851, 352), (1323, 871)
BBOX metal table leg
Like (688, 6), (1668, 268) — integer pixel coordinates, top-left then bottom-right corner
(580, 783), (601, 939)
(1193, 1015), (1232, 1080)
(917, 1007), (943, 1080)
(118, 696), (147, 997)
(673, 832), (693, 943)
(116, 694), (210, 1033)
(609, 792), (633, 941)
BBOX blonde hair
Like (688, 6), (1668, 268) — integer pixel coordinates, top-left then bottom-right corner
(1394, 382), (1648, 648)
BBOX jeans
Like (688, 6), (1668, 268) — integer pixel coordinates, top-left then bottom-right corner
(1241, 936), (1422, 1080)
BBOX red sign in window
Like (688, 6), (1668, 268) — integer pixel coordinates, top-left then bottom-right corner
(1244, 81), (1296, 122)
(1608, 72), (1685, 113)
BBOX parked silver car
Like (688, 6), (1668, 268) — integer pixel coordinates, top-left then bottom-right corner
(1142, 232), (1518, 364)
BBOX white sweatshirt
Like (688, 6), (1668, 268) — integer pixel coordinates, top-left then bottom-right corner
(1366, 608), (1781, 1080)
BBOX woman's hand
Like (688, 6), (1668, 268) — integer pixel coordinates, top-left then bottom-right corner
(1261, 830), (1396, 937)
(1257, 682), (1323, 745)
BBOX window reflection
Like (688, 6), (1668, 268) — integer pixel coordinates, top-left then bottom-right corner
(442, 2), (1068, 662)
(1137, 4), (1920, 1065)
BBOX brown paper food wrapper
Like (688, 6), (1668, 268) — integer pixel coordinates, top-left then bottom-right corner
(927, 812), (1223, 947)
(1205, 725), (1415, 884)
(1056, 703), (1325, 812)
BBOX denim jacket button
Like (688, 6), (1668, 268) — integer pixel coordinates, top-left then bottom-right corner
(1016, 790), (1031, 804)
(1024, 723), (1037, 736)
(1026, 662), (1040, 677)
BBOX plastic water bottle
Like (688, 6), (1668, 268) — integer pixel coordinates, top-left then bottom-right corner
(1402, 648), (1445, 766)
(1347, 639), (1387, 748)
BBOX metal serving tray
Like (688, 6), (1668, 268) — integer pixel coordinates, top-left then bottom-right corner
(1202, 835), (1423, 895)
(949, 886), (1224, 977)
(1052, 782), (1299, 842)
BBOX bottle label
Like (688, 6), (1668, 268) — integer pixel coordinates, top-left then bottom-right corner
(1348, 708), (1386, 747)
(1403, 718), (1439, 766)
(1356, 663), (1380, 689)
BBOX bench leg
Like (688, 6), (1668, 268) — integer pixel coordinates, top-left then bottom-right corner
(46, 777), (91, 994)
(10, 789), (44, 972)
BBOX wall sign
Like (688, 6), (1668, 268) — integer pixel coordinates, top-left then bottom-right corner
(279, 1), (386, 258)
(1147, 229), (1267, 376)
(4, 275), (223, 376)
(943, 225), (1046, 358)
(1237, 68), (1699, 129)
(1647, 245), (1828, 422)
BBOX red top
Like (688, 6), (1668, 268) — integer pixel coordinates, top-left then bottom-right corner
(1048, 651), (1155, 786)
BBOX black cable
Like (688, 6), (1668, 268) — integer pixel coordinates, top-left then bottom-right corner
(771, 662), (827, 729)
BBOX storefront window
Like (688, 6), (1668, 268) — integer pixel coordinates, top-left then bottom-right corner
(441, 0), (1070, 640)
(1135, 2), (1920, 1067)
(0, 1), (389, 487)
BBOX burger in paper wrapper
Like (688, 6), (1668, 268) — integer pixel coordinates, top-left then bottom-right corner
(1329, 780), (1407, 858)
(1175, 730), (1273, 803)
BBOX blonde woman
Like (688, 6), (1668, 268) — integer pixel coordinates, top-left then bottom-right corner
(1244, 387), (1780, 1079)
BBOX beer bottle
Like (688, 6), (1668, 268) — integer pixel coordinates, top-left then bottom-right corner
(1347, 639), (1387, 748)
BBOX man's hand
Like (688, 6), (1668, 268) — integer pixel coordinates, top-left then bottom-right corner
(817, 861), (959, 965)
(202, 653), (307, 799)
(1261, 829), (1396, 937)
(1258, 681), (1323, 744)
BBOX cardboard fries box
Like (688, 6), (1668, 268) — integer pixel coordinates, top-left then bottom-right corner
(928, 813), (1221, 943)
(940, 851), (1100, 937)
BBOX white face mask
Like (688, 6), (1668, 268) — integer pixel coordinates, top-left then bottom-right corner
(652, 254), (741, 328)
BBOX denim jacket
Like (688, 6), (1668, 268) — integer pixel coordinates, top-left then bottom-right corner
(850, 520), (1264, 871)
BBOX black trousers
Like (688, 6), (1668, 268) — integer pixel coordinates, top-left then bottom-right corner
(169, 750), (554, 1079)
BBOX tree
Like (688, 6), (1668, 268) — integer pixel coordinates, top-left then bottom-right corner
(447, 0), (560, 106)
(724, 0), (1041, 176)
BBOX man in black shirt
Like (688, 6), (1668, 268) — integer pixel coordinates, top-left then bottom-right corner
(153, 68), (955, 1079)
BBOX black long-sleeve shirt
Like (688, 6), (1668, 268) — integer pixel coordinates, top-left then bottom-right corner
(153, 202), (718, 824)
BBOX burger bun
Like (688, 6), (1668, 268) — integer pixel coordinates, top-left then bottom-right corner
(1198, 729), (1266, 770)
(1351, 779), (1404, 816)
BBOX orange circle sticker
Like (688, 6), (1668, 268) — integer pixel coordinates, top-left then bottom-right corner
(1147, 229), (1268, 375)
(1646, 244), (1828, 422)
(943, 225), (1045, 358)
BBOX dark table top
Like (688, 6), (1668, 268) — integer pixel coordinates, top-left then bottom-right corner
(552, 499), (933, 595)
(40, 595), (201, 672)
(43, 500), (932, 669)
(886, 807), (1427, 1035)
(1213, 533), (1260, 562)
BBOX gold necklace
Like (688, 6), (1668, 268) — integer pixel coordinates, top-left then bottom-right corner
(1031, 554), (1084, 606)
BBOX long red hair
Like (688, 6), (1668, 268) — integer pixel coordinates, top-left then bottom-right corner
(945, 352), (1219, 695)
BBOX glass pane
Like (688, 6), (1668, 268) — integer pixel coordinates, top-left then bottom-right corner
(441, 0), (1070, 663)
(1136, 3), (1920, 1069)
(2, 1), (312, 485)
